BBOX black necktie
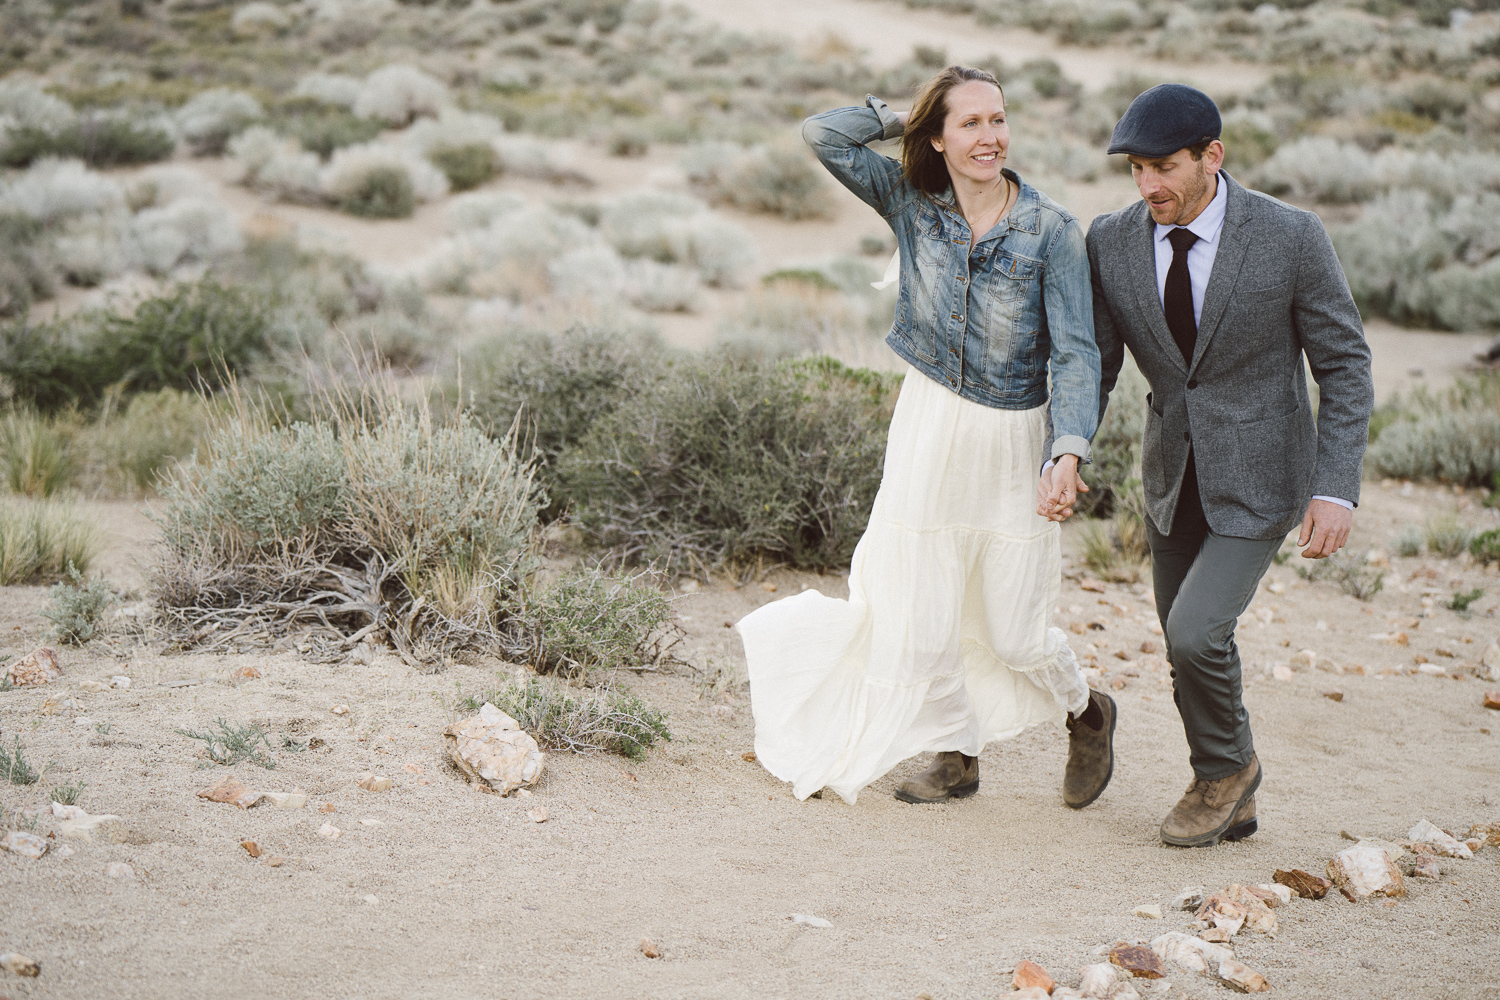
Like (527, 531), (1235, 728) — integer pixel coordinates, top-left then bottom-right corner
(1164, 227), (1199, 363)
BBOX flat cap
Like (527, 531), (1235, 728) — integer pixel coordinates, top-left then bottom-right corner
(1107, 83), (1221, 158)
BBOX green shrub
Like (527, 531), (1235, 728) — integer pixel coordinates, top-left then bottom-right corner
(1395, 525), (1423, 557)
(1367, 372), (1500, 486)
(1423, 515), (1472, 558)
(1299, 551), (1385, 600)
(467, 325), (667, 508)
(486, 677), (670, 761)
(0, 499), (98, 584)
(0, 280), (276, 413)
(89, 388), (211, 492)
(274, 107), (383, 159)
(428, 143), (498, 191)
(558, 353), (899, 572)
(176, 718), (279, 768)
(40, 562), (116, 644)
(338, 165), (415, 218)
(501, 567), (679, 677)
(1468, 528), (1500, 565)
(0, 118), (174, 169)
(0, 213), (52, 319)
(1447, 586), (1485, 613)
(0, 736), (40, 785)
(49, 779), (86, 804)
(0, 411), (75, 497)
(722, 146), (833, 221)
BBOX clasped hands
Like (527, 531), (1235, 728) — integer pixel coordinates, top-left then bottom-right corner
(1035, 461), (1353, 559)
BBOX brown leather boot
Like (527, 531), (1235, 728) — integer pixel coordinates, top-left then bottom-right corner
(1063, 690), (1116, 809)
(1160, 754), (1262, 847)
(894, 751), (979, 804)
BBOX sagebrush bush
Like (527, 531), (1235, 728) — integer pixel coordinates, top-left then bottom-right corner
(150, 370), (543, 661)
(1471, 528), (1500, 565)
(89, 389), (212, 492)
(354, 64), (449, 125)
(1366, 372), (1500, 485)
(0, 213), (51, 318)
(686, 143), (833, 221)
(486, 677), (670, 761)
(320, 143), (448, 217)
(40, 562), (115, 644)
(428, 144), (498, 191)
(1300, 550), (1385, 601)
(1, 115), (174, 169)
(0, 280), (276, 412)
(0, 79), (76, 135)
(416, 203), (590, 296)
(175, 89), (264, 155)
(599, 190), (753, 288)
(558, 353), (900, 572)
(0, 157), (125, 224)
(0, 499), (98, 584)
(1423, 515), (1473, 558)
(292, 72), (363, 109)
(499, 566), (679, 677)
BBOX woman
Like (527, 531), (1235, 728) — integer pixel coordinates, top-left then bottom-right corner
(737, 66), (1115, 807)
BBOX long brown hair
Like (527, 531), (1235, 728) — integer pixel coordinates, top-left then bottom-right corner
(902, 66), (1004, 195)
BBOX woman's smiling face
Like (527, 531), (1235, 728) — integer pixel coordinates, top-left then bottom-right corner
(930, 80), (1008, 188)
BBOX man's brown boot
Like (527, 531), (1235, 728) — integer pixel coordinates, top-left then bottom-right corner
(1063, 690), (1116, 809)
(1159, 754), (1262, 847)
(894, 751), (979, 804)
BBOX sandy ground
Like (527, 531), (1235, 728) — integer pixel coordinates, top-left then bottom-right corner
(0, 479), (1496, 1000)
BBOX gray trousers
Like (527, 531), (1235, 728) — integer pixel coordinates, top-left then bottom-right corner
(1146, 454), (1282, 781)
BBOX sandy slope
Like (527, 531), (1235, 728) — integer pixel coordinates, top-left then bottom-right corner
(0, 482), (1496, 1000)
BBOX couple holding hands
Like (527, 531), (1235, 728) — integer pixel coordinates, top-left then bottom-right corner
(737, 70), (1373, 847)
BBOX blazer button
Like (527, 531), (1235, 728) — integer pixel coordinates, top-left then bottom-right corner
(1187, 379), (1197, 389)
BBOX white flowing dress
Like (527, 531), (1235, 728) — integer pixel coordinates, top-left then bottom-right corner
(737, 365), (1090, 803)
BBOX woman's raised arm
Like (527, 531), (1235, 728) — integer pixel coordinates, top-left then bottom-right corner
(801, 96), (916, 220)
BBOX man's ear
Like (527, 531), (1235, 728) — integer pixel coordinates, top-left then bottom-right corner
(1205, 139), (1226, 174)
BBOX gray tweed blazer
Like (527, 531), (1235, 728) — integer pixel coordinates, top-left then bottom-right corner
(1088, 172), (1374, 541)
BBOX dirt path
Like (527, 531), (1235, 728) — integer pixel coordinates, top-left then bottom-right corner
(0, 485), (1496, 999)
(675, 0), (1273, 95)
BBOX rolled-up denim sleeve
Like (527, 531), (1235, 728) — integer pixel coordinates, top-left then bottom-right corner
(801, 96), (913, 218)
(1043, 218), (1102, 463)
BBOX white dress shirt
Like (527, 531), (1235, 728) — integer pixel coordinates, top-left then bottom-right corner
(1146, 175), (1352, 511)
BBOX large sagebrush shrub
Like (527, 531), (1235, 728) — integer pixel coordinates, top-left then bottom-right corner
(353, 65), (449, 126)
(320, 143), (448, 217)
(175, 89), (264, 155)
(684, 143), (834, 221)
(557, 353), (900, 572)
(1366, 372), (1500, 486)
(1, 115), (174, 169)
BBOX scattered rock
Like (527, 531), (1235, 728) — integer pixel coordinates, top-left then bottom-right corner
(741, 751), (757, 762)
(1, 831), (47, 859)
(1076, 963), (1122, 998)
(1131, 904), (1163, 919)
(1408, 819), (1473, 859)
(1052, 990), (1088, 1000)
(1012, 990), (1050, 1000)
(1273, 868), (1332, 899)
(110, 675), (131, 689)
(53, 844), (74, 858)
(1463, 837), (1483, 853)
(1252, 883), (1293, 907)
(106, 862), (134, 878)
(790, 913), (831, 928)
(1412, 855), (1441, 879)
(403, 763), (425, 775)
(527, 807), (548, 824)
(1193, 894), (1247, 935)
(443, 702), (545, 796)
(241, 840), (260, 858)
(6, 647), (62, 687)
(78, 680), (107, 692)
(1223, 885), (1278, 934)
(1272, 664), (1293, 682)
(1199, 927), (1232, 943)
(356, 772), (393, 792)
(318, 802), (336, 813)
(265, 856), (285, 868)
(640, 937), (660, 958)
(0, 952), (40, 977)
(362, 894), (377, 904)
(317, 822), (341, 839)
(1323, 689), (1344, 702)
(262, 790), (307, 810)
(330, 704), (349, 715)
(1171, 886), (1205, 911)
(229, 665), (261, 682)
(1151, 932), (1232, 975)
(1327, 844), (1406, 900)
(1469, 822), (1500, 847)
(197, 775), (264, 809)
(1290, 648), (1317, 668)
(1070, 622), (1087, 635)
(1080, 579), (1106, 593)
(1012, 959), (1054, 993)
(1108, 943), (1165, 979)
(1139, 640), (1159, 654)
(1478, 643), (1500, 681)
(52, 803), (122, 839)
(760, 582), (777, 593)
(1217, 958), (1272, 993)
(359, 818), (383, 827)
(1483, 690), (1500, 711)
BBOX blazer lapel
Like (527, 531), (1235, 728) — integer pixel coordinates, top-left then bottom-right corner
(1126, 208), (1185, 373)
(1189, 173), (1252, 375)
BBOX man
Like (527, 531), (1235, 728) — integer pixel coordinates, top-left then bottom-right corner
(1039, 84), (1373, 847)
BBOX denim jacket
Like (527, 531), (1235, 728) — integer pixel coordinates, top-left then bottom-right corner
(802, 96), (1100, 462)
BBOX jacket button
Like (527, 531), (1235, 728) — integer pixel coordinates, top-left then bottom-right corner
(1187, 379), (1197, 389)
